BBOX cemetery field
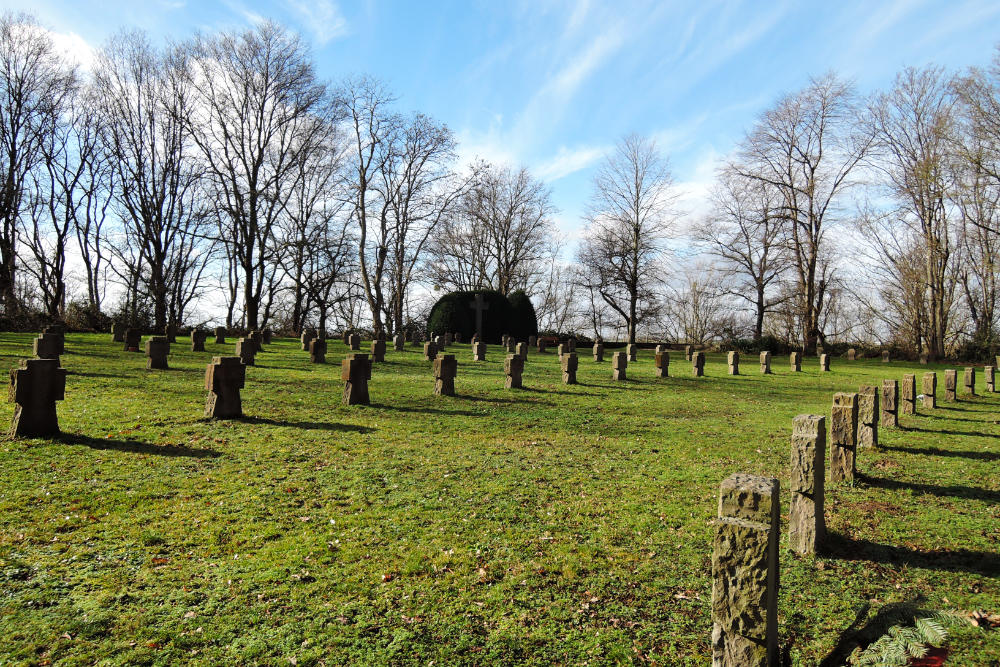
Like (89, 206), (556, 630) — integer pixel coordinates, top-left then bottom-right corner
(1, 334), (998, 666)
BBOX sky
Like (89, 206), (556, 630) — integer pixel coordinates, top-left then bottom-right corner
(11, 0), (1000, 251)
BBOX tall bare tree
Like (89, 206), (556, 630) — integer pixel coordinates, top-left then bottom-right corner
(577, 134), (676, 344)
(737, 73), (870, 354)
(697, 167), (790, 340)
(0, 13), (76, 316)
(93, 31), (208, 330)
(187, 21), (329, 330)
(867, 66), (958, 359)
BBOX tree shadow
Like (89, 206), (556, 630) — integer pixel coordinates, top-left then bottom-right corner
(938, 404), (995, 413)
(236, 416), (374, 433)
(56, 433), (221, 458)
(857, 473), (1000, 504)
(822, 532), (1000, 577)
(879, 443), (1000, 461)
(895, 425), (997, 438)
(369, 402), (485, 417)
(68, 371), (122, 378)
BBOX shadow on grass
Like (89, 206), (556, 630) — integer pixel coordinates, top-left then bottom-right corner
(369, 402), (486, 417)
(823, 532), (1000, 577)
(896, 425), (997, 438)
(816, 600), (942, 667)
(56, 433), (221, 458)
(880, 443), (1000, 461)
(937, 403), (996, 413)
(858, 473), (1000, 503)
(68, 371), (123, 378)
(237, 416), (374, 433)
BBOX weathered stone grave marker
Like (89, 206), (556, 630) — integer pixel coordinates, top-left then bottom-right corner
(847, 348), (856, 361)
(310, 337), (327, 364)
(504, 354), (524, 389)
(342, 353), (370, 405)
(692, 351), (705, 377)
(986, 366), (995, 393)
(857, 385), (879, 448)
(963, 367), (976, 396)
(33, 333), (62, 364)
(627, 344), (637, 362)
(790, 414), (825, 555)
(111, 322), (124, 343)
(393, 334), (404, 352)
(901, 374), (916, 414)
(819, 354), (830, 372)
(922, 372), (936, 409)
(371, 338), (386, 363)
(204, 356), (245, 419)
(654, 350), (669, 378)
(434, 353), (457, 396)
(349, 333), (361, 351)
(145, 336), (170, 370)
(944, 369), (957, 401)
(727, 351), (739, 375)
(472, 341), (486, 361)
(593, 341), (604, 362)
(612, 351), (627, 381)
(124, 328), (141, 352)
(562, 352), (578, 385)
(8, 358), (66, 437)
(789, 351), (801, 372)
(191, 329), (207, 352)
(215, 326), (226, 345)
(236, 337), (256, 366)
(424, 341), (438, 361)
(881, 380), (898, 428)
(882, 350), (890, 363)
(301, 329), (316, 351)
(759, 351), (771, 374)
(711, 473), (779, 667)
(830, 392), (858, 482)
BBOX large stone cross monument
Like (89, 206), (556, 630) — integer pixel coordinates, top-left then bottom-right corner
(469, 293), (489, 339)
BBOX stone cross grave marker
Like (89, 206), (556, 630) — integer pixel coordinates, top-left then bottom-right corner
(393, 334), (404, 352)
(33, 333), (62, 364)
(790, 351), (801, 372)
(215, 326), (226, 345)
(111, 322), (124, 343)
(728, 351), (740, 375)
(472, 341), (486, 361)
(986, 366), (995, 393)
(692, 351), (705, 377)
(963, 367), (976, 396)
(124, 328), (141, 352)
(562, 352), (578, 384)
(8, 358), (66, 437)
(434, 353), (457, 396)
(204, 356), (245, 419)
(371, 338), (386, 363)
(424, 341), (438, 361)
(236, 337), (256, 366)
(627, 344), (637, 362)
(145, 336), (170, 370)
(612, 351), (627, 381)
(191, 329), (207, 352)
(593, 341), (604, 362)
(469, 293), (490, 339)
(310, 338), (327, 363)
(819, 354), (830, 371)
(760, 351), (771, 374)
(504, 354), (524, 389)
(654, 350), (669, 378)
(349, 333), (361, 351)
(944, 369), (957, 401)
(342, 353), (371, 405)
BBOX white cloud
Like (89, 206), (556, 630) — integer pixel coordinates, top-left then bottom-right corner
(284, 0), (348, 46)
(47, 29), (96, 71)
(532, 144), (607, 182)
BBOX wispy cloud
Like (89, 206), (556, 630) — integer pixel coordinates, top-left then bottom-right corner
(533, 144), (608, 182)
(221, 0), (266, 26)
(44, 28), (96, 72)
(284, 0), (348, 46)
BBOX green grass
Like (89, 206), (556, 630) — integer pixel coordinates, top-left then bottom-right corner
(0, 334), (997, 665)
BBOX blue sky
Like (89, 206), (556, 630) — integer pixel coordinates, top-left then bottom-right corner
(14, 0), (1000, 246)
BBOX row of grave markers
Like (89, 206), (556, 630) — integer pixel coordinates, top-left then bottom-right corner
(710, 367), (989, 666)
(12, 325), (995, 435)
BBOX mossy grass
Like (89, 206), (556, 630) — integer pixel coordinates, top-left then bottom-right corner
(0, 334), (996, 664)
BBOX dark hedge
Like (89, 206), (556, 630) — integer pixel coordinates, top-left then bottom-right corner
(426, 290), (511, 344)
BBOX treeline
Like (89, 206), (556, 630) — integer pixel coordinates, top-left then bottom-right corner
(4, 12), (1000, 359)
(0, 13), (559, 337)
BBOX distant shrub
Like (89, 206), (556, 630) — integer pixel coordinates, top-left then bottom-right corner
(506, 290), (538, 341)
(65, 301), (111, 332)
(426, 290), (510, 344)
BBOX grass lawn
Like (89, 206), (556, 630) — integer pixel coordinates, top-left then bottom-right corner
(0, 333), (997, 665)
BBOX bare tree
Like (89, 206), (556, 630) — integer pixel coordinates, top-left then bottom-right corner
(187, 21), (329, 330)
(697, 167), (790, 340)
(867, 66), (959, 359)
(93, 31), (209, 330)
(428, 163), (555, 297)
(661, 264), (731, 345)
(576, 134), (676, 344)
(737, 73), (870, 354)
(379, 113), (472, 333)
(0, 13), (76, 316)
